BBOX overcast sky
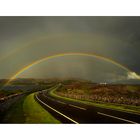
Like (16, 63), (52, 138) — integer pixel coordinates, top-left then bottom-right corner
(0, 17), (140, 83)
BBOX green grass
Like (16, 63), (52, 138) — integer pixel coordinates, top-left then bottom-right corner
(50, 87), (140, 115)
(23, 93), (60, 123)
(3, 93), (60, 123)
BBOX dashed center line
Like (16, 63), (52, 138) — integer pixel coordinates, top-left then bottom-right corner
(97, 112), (138, 124)
(56, 100), (66, 105)
(42, 93), (55, 101)
(69, 104), (86, 110)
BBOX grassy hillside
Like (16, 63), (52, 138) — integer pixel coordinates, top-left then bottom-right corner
(2, 93), (60, 123)
(50, 84), (140, 114)
(56, 81), (140, 106)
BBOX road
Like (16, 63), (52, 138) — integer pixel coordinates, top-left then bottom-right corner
(35, 90), (140, 124)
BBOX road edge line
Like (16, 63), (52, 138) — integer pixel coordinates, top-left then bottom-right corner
(35, 94), (79, 124)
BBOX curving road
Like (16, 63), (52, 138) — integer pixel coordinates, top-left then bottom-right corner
(34, 90), (140, 124)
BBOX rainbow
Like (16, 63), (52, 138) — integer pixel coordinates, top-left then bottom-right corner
(4, 52), (133, 86)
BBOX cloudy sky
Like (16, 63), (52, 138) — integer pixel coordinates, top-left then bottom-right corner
(0, 16), (140, 83)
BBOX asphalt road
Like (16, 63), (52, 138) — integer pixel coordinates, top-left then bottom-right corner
(35, 91), (140, 124)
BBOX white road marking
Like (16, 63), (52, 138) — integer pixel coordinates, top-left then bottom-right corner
(69, 104), (86, 110)
(43, 93), (66, 104)
(35, 94), (79, 124)
(56, 100), (66, 105)
(43, 93), (55, 101)
(97, 112), (138, 124)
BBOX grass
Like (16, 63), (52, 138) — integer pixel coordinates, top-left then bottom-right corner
(23, 93), (60, 123)
(3, 93), (60, 123)
(50, 87), (140, 115)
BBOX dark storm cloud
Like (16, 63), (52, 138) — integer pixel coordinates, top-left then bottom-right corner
(0, 16), (140, 83)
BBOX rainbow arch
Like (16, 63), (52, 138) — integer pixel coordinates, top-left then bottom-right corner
(4, 52), (134, 86)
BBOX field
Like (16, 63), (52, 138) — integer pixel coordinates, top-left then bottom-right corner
(0, 78), (56, 101)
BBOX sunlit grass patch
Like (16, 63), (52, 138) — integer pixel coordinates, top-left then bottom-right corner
(23, 93), (60, 123)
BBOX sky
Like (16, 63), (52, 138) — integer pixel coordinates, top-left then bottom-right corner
(0, 16), (140, 83)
